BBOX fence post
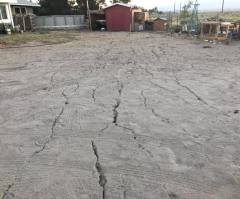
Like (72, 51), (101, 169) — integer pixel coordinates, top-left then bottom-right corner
(53, 15), (56, 26)
(42, 16), (45, 27)
(73, 16), (76, 25)
(64, 16), (67, 26)
(22, 16), (26, 31)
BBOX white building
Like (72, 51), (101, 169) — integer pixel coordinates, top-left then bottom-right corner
(0, 0), (39, 28)
(0, 0), (15, 27)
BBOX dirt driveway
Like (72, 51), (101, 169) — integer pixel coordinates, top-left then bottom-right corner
(0, 32), (240, 199)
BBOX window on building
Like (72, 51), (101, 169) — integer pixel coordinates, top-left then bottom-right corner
(15, 7), (21, 14)
(0, 5), (8, 19)
(21, 7), (26, 15)
(14, 7), (27, 15)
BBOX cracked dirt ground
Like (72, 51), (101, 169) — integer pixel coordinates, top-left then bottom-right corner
(0, 32), (240, 199)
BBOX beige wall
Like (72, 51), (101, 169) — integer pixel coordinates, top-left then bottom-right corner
(153, 20), (166, 31)
(131, 8), (142, 32)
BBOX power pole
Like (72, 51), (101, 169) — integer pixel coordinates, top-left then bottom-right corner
(179, 2), (182, 24)
(87, 0), (92, 31)
(222, 0), (225, 13)
(191, 0), (199, 31)
(0, 9), (2, 22)
(174, 1), (176, 15)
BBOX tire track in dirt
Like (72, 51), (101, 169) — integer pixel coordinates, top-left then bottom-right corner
(1, 183), (14, 199)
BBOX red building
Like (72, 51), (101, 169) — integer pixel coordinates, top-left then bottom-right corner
(104, 3), (141, 32)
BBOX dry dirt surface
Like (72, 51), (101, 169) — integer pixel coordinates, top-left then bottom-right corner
(0, 32), (240, 199)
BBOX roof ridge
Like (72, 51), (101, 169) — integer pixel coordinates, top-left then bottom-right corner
(104, 3), (134, 9)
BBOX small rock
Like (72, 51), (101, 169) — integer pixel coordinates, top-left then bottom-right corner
(203, 45), (212, 48)
(168, 192), (178, 199)
(234, 110), (239, 114)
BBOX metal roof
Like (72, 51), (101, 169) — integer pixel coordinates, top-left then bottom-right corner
(10, 0), (40, 7)
(153, 17), (168, 21)
(104, 3), (133, 10)
(0, 0), (17, 3)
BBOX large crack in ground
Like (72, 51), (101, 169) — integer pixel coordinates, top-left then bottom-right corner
(151, 108), (171, 123)
(174, 75), (208, 105)
(141, 90), (147, 108)
(111, 81), (138, 140)
(112, 81), (124, 125)
(150, 80), (191, 105)
(33, 82), (79, 156)
(141, 90), (171, 124)
(7, 81), (80, 197)
(1, 183), (14, 199)
(112, 99), (121, 125)
(49, 71), (58, 91)
(140, 90), (190, 135)
(116, 124), (137, 140)
(33, 107), (64, 155)
(118, 82), (124, 96)
(91, 140), (107, 199)
(62, 91), (69, 105)
(172, 72), (231, 117)
(98, 124), (109, 137)
(92, 88), (97, 103)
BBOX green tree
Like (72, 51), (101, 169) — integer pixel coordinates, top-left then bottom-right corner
(38, 0), (71, 15)
(76, 0), (105, 14)
(180, 1), (193, 19)
(149, 7), (163, 14)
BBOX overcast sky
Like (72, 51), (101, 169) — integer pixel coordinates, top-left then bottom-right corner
(107, 0), (240, 11)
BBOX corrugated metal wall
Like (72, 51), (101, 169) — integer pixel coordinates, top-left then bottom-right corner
(33, 15), (86, 29)
(105, 5), (132, 32)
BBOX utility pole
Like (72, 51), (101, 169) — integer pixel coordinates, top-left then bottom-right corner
(87, 0), (92, 31)
(0, 9), (3, 22)
(174, 1), (176, 15)
(222, 0), (225, 13)
(0, 9), (4, 30)
(179, 2), (182, 25)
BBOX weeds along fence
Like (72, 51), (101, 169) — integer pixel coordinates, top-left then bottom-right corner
(33, 15), (86, 30)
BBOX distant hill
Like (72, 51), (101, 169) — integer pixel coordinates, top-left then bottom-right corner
(198, 11), (240, 22)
